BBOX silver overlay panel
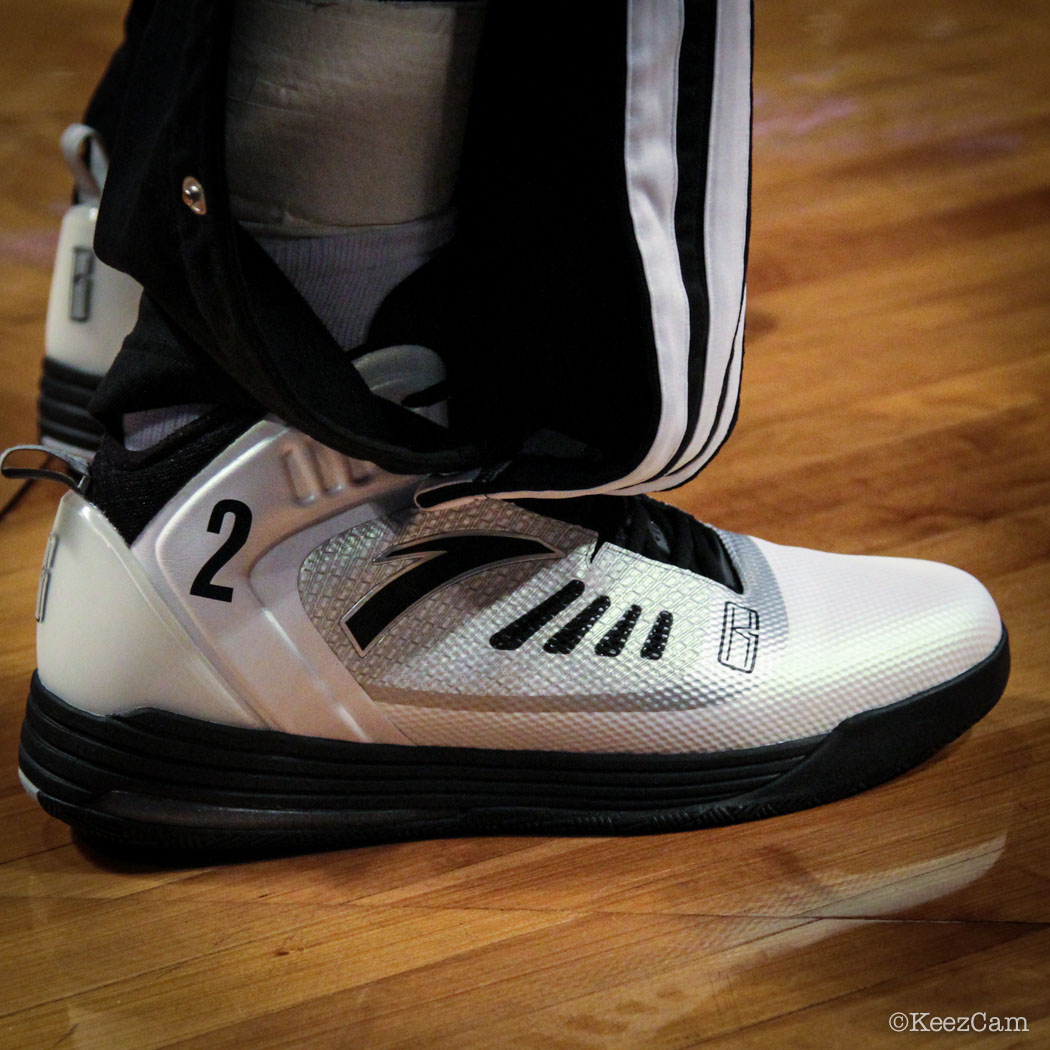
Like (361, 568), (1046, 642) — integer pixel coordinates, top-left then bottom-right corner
(298, 501), (787, 716)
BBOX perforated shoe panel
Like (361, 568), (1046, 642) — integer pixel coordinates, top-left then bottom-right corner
(297, 501), (1001, 754)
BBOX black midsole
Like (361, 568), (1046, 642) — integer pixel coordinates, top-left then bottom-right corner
(21, 672), (818, 815)
(19, 628), (1010, 848)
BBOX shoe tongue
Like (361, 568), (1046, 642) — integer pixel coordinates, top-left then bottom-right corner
(640, 517), (672, 560)
(353, 344), (448, 427)
(517, 494), (742, 592)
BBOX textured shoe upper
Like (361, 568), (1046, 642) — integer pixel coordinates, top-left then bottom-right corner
(54, 417), (1003, 755)
(293, 493), (1001, 752)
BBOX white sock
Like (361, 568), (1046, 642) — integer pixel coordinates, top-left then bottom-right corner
(255, 211), (455, 351)
(123, 404), (212, 451)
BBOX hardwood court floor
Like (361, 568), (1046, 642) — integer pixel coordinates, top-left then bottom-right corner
(1, 1), (1049, 1047)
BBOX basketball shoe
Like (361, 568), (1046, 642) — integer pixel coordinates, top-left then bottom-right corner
(7, 345), (1009, 854)
(38, 126), (141, 459)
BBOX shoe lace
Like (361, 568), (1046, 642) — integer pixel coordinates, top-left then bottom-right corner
(516, 494), (742, 591)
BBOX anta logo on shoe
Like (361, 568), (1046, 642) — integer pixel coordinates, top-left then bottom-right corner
(343, 532), (562, 654)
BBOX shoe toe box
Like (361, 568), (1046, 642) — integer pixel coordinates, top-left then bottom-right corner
(735, 534), (1005, 736)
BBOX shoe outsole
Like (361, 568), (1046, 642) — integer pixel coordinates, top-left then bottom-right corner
(18, 628), (1009, 858)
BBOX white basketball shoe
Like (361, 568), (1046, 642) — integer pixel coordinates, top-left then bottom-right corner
(6, 345), (1009, 854)
(38, 126), (141, 459)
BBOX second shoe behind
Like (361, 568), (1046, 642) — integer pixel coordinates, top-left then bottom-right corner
(39, 126), (141, 459)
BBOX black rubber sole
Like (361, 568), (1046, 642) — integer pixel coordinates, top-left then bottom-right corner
(38, 357), (105, 457)
(19, 629), (1009, 857)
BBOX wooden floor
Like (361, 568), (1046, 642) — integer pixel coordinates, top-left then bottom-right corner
(2, 1), (1049, 1047)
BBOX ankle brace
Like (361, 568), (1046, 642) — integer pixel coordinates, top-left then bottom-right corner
(226, 0), (486, 231)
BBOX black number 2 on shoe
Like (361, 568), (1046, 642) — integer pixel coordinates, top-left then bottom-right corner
(189, 499), (253, 603)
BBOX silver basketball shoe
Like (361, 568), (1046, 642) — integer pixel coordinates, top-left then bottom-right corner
(10, 348), (1009, 853)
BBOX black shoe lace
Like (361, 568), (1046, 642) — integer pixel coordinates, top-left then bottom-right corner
(516, 494), (742, 591)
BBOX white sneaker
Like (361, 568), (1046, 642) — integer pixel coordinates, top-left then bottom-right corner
(10, 347), (1008, 853)
(38, 125), (141, 459)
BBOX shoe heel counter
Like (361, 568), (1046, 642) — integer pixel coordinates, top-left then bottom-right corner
(36, 492), (265, 728)
(44, 204), (142, 376)
(40, 205), (143, 457)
